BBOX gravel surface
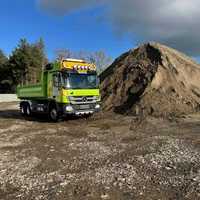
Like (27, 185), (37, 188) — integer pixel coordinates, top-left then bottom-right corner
(0, 102), (199, 199)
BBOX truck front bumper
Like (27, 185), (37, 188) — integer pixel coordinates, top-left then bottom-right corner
(62, 103), (101, 116)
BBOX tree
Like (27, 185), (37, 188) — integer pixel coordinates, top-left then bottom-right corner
(55, 49), (112, 74)
(30, 38), (48, 82)
(9, 38), (48, 87)
(0, 50), (8, 66)
(0, 50), (9, 79)
(0, 50), (12, 93)
(9, 39), (31, 85)
(87, 51), (112, 74)
(55, 49), (74, 60)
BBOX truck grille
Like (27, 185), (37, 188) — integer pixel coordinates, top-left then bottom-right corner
(73, 104), (96, 110)
(69, 96), (97, 105)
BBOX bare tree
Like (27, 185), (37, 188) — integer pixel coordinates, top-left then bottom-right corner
(55, 49), (74, 61)
(55, 49), (112, 73)
(87, 51), (112, 73)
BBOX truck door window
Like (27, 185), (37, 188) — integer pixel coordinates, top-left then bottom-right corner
(53, 74), (59, 87)
(62, 73), (70, 89)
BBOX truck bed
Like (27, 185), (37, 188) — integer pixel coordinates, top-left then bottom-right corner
(17, 84), (46, 99)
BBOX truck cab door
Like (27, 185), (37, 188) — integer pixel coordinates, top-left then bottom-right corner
(52, 73), (60, 99)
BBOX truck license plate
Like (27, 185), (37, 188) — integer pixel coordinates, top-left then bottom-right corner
(80, 104), (90, 109)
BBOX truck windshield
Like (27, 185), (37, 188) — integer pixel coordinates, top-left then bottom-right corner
(62, 73), (99, 89)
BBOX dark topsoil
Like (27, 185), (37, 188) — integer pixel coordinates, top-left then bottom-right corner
(100, 42), (200, 117)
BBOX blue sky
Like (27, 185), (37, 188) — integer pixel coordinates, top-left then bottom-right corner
(0, 0), (135, 60)
(1, 0), (200, 62)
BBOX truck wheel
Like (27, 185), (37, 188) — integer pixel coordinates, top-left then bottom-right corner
(21, 103), (32, 117)
(49, 107), (59, 122)
(20, 104), (26, 116)
(26, 104), (32, 117)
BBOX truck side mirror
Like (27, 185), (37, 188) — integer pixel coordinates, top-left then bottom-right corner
(45, 63), (53, 70)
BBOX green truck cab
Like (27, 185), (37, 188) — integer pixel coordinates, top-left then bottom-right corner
(17, 59), (101, 121)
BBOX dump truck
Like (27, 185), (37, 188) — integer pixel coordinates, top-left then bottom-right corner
(17, 59), (101, 121)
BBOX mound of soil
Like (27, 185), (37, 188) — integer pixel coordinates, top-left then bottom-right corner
(100, 42), (200, 117)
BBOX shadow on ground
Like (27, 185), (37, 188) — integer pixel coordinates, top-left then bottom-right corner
(0, 109), (85, 123)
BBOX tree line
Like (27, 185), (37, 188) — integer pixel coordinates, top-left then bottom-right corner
(0, 38), (112, 93)
(0, 38), (47, 93)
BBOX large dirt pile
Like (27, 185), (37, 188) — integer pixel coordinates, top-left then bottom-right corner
(100, 42), (200, 117)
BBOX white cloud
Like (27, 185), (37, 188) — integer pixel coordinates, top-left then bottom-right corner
(38, 0), (200, 56)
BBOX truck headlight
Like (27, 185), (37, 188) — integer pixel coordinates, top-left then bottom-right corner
(95, 104), (100, 109)
(95, 96), (101, 101)
(66, 105), (74, 112)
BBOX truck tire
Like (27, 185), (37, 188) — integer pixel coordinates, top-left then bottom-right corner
(20, 103), (32, 117)
(26, 104), (32, 117)
(49, 107), (59, 122)
(20, 104), (26, 116)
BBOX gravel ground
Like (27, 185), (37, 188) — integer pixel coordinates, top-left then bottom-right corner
(0, 102), (199, 199)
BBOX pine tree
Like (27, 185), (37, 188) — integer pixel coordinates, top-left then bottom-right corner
(31, 38), (48, 82)
(9, 38), (48, 87)
(0, 50), (8, 66)
(0, 50), (12, 93)
(9, 39), (31, 85)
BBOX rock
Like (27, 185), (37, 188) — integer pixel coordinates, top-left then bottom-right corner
(101, 194), (109, 199)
